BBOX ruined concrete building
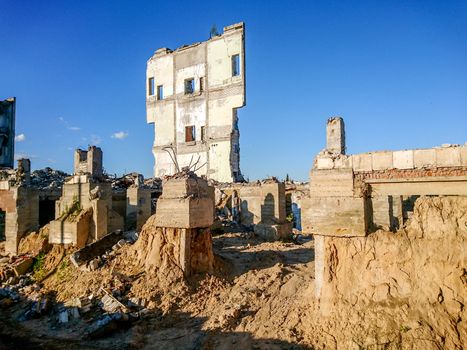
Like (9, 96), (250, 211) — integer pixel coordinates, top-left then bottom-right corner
(302, 117), (467, 299)
(0, 97), (15, 169)
(146, 22), (246, 182)
(49, 146), (152, 248)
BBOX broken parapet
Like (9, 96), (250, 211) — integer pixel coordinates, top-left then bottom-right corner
(74, 146), (103, 179)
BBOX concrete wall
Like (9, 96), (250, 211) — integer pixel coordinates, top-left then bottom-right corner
(0, 185), (39, 254)
(315, 145), (467, 172)
(306, 144), (467, 237)
(126, 187), (152, 231)
(147, 23), (246, 182)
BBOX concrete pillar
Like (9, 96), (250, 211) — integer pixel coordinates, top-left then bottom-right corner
(326, 117), (345, 154)
(17, 158), (31, 184)
(314, 234), (325, 299)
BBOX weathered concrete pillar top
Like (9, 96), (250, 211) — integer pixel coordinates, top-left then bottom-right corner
(326, 117), (345, 155)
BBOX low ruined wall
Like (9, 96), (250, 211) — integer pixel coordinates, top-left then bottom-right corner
(315, 145), (467, 171)
(314, 196), (466, 349)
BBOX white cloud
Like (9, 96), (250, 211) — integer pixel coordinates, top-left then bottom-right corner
(14, 153), (37, 160)
(59, 116), (81, 131)
(90, 134), (102, 145)
(111, 131), (128, 140)
(15, 134), (26, 142)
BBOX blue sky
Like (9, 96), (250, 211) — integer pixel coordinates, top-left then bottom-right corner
(1, 0), (466, 181)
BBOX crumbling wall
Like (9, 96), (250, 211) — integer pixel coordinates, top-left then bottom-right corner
(215, 180), (292, 240)
(146, 23), (246, 182)
(314, 196), (466, 349)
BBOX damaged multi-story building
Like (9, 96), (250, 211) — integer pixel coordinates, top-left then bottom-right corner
(146, 22), (246, 182)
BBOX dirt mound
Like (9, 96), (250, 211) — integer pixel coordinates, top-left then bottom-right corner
(18, 225), (51, 256)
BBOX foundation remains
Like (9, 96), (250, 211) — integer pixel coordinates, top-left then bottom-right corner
(215, 179), (292, 240)
(134, 172), (215, 277)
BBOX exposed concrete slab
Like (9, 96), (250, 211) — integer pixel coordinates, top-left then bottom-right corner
(414, 149), (436, 168)
(393, 150), (414, 169)
(436, 147), (461, 167)
(372, 152), (393, 171)
(352, 154), (372, 172)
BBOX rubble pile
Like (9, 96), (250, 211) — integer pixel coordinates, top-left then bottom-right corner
(30, 167), (69, 189)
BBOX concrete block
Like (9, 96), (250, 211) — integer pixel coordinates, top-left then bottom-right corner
(461, 146), (467, 166)
(333, 155), (352, 169)
(371, 152), (393, 171)
(316, 156), (334, 169)
(155, 197), (214, 228)
(49, 209), (92, 247)
(393, 150), (414, 169)
(414, 149), (436, 168)
(254, 222), (292, 241)
(436, 147), (461, 167)
(12, 256), (33, 276)
(306, 196), (368, 237)
(309, 169), (354, 197)
(352, 154), (372, 172)
(162, 177), (212, 199)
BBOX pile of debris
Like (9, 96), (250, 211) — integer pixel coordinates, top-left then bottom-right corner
(30, 167), (69, 189)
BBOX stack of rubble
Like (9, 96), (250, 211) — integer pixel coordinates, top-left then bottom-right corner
(30, 167), (69, 190)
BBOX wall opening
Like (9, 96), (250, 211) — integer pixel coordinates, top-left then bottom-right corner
(232, 54), (240, 76)
(184, 78), (194, 94)
(0, 210), (5, 241)
(157, 85), (164, 100)
(185, 125), (195, 142)
(199, 77), (204, 92)
(201, 126), (206, 141)
(39, 199), (56, 227)
(148, 77), (155, 96)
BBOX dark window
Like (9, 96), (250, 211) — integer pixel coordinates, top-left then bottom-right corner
(148, 77), (155, 96)
(185, 125), (195, 142)
(201, 126), (206, 141)
(157, 85), (164, 100)
(200, 77), (204, 92)
(184, 78), (194, 94)
(232, 54), (240, 76)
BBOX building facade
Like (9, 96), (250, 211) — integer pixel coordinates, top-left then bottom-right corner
(146, 22), (246, 182)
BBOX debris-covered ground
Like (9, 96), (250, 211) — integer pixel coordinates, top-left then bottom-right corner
(0, 224), (315, 350)
(1, 196), (464, 350)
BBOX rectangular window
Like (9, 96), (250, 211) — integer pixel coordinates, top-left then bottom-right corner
(185, 125), (195, 142)
(157, 85), (163, 100)
(201, 126), (206, 141)
(232, 54), (240, 76)
(148, 77), (155, 96)
(199, 77), (204, 92)
(184, 78), (194, 94)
